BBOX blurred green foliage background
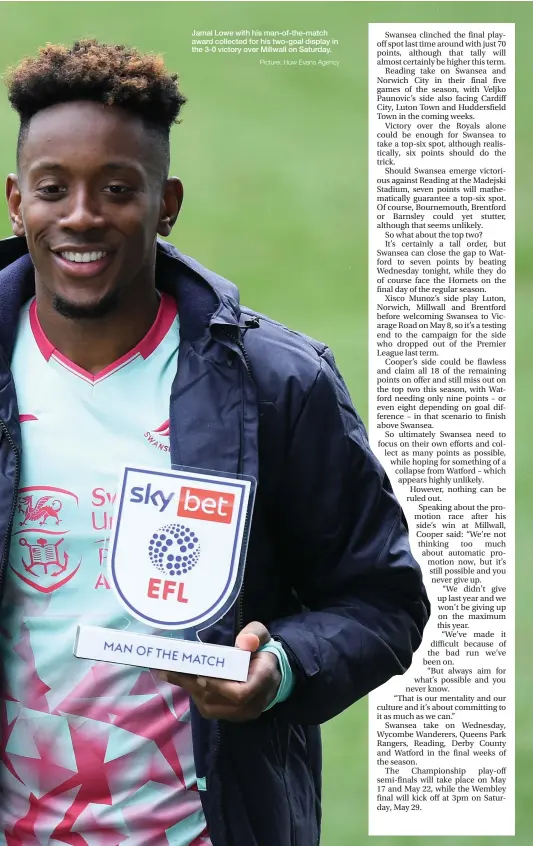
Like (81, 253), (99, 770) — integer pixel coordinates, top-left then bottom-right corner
(0, 3), (528, 844)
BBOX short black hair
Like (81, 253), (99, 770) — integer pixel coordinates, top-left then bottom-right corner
(4, 38), (187, 177)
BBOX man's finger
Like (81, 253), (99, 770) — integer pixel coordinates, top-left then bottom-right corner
(197, 651), (279, 704)
(158, 668), (246, 703)
(158, 670), (206, 692)
(161, 652), (275, 698)
(235, 620), (271, 652)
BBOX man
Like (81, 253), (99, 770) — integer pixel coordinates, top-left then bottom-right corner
(0, 39), (429, 845)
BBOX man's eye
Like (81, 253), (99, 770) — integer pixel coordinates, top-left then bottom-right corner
(37, 185), (65, 195)
(105, 185), (132, 195)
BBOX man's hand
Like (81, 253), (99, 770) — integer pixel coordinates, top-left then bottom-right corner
(159, 622), (282, 722)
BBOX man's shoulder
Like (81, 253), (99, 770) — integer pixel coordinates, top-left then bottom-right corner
(239, 306), (333, 407)
(159, 242), (334, 405)
(162, 241), (332, 401)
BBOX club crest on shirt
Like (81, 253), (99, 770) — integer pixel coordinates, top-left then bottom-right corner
(10, 486), (81, 593)
(144, 418), (170, 452)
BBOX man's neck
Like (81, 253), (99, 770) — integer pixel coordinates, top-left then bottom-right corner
(34, 286), (160, 375)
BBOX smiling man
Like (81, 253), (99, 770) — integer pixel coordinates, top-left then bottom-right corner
(0, 39), (429, 846)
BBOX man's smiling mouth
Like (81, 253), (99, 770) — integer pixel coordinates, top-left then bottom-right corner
(51, 248), (114, 276)
(59, 250), (108, 263)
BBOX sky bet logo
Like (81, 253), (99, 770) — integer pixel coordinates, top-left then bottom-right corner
(129, 483), (235, 523)
(179, 487), (234, 524)
(130, 484), (174, 512)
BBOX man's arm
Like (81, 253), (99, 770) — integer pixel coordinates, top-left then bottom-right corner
(267, 347), (430, 725)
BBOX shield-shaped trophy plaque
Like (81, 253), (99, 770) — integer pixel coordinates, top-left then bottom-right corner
(74, 465), (256, 681)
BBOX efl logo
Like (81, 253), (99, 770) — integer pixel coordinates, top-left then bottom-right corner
(177, 487), (235, 524)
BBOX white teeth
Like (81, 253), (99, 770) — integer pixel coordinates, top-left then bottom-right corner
(60, 251), (107, 263)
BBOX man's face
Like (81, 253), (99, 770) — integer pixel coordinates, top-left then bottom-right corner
(6, 101), (182, 319)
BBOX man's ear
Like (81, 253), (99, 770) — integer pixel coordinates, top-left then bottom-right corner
(158, 177), (183, 237)
(6, 174), (25, 237)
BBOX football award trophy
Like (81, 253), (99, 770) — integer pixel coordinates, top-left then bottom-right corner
(74, 464), (256, 681)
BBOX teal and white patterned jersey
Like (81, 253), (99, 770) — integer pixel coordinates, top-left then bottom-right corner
(0, 293), (211, 846)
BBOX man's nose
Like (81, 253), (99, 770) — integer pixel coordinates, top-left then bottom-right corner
(59, 187), (105, 230)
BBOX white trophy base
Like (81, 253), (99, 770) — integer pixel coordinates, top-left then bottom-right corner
(74, 625), (251, 681)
